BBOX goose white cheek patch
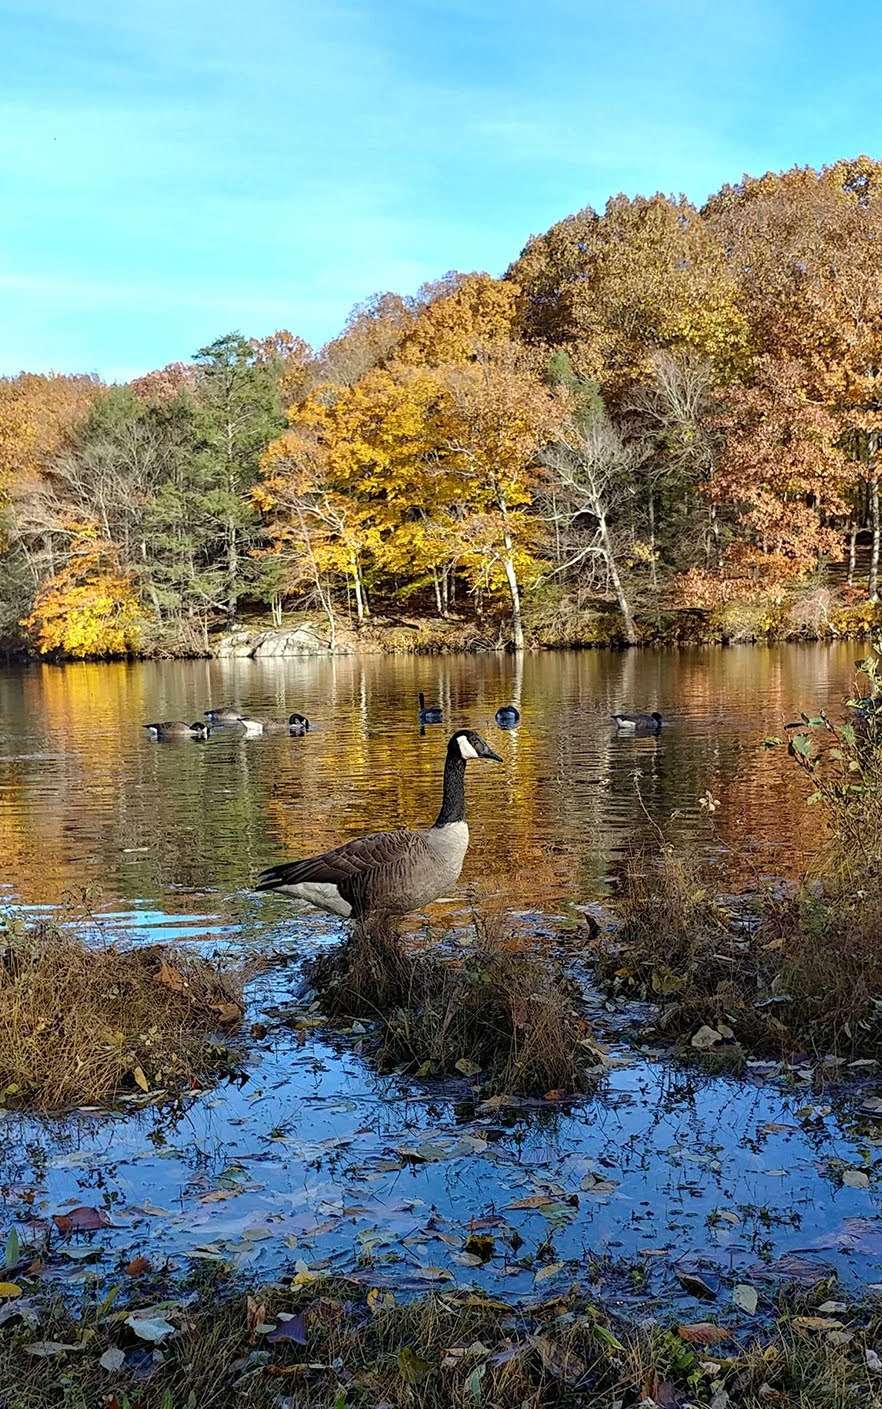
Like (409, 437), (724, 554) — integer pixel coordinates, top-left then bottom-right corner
(458, 736), (479, 759)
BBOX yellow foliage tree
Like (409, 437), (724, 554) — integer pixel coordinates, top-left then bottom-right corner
(394, 274), (518, 368)
(24, 533), (143, 658)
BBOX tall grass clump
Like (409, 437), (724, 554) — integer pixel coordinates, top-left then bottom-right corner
(0, 914), (244, 1109)
(310, 914), (593, 1096)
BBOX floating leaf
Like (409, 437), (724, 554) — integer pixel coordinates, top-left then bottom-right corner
(52, 1206), (114, 1235)
(534, 1261), (563, 1283)
(125, 1256), (151, 1277)
(678, 1271), (717, 1300)
(733, 1284), (758, 1315)
(842, 1169), (869, 1189)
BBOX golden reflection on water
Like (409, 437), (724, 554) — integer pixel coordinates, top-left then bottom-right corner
(0, 643), (863, 915)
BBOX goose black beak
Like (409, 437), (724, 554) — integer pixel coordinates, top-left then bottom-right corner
(483, 746), (503, 762)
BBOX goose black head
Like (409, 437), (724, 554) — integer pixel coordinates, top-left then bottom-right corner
(288, 713), (310, 730)
(448, 729), (502, 763)
(651, 711), (663, 727)
(191, 721), (210, 738)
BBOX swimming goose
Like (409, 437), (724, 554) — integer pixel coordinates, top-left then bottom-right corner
(495, 704), (520, 727)
(144, 720), (211, 740)
(418, 691), (443, 725)
(255, 728), (502, 918)
(204, 706), (241, 723)
(238, 713), (310, 736)
(612, 711), (663, 733)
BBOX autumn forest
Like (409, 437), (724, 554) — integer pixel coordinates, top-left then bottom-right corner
(3, 156), (882, 659)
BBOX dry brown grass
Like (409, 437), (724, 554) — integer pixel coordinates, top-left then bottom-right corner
(0, 915), (245, 1110)
(311, 916), (593, 1096)
(602, 841), (882, 1062)
(2, 1280), (880, 1409)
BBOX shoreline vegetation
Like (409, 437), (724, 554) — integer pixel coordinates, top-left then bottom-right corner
(5, 156), (882, 664)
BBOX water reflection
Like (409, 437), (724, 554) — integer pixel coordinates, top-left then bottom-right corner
(0, 644), (863, 912)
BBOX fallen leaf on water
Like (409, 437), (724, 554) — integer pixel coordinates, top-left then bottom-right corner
(677, 1271), (717, 1301)
(52, 1206), (114, 1235)
(267, 1312), (308, 1345)
(677, 1323), (729, 1345)
(0, 1283), (22, 1298)
(505, 1195), (555, 1210)
(543, 1089), (570, 1102)
(99, 1347), (125, 1372)
(125, 1314), (176, 1343)
(125, 1256), (151, 1277)
(842, 1169), (870, 1189)
(733, 1284), (758, 1315)
(534, 1262), (563, 1284)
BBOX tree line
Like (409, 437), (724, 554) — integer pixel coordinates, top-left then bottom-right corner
(2, 156), (882, 657)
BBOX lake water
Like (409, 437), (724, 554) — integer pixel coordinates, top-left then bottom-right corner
(2, 644), (881, 1321)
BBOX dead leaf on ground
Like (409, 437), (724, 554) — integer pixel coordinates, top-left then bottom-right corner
(155, 961), (188, 994)
(212, 1000), (244, 1025)
(267, 1312), (308, 1345)
(792, 1316), (845, 1332)
(124, 1256), (151, 1277)
(677, 1323), (729, 1345)
(531, 1334), (588, 1383)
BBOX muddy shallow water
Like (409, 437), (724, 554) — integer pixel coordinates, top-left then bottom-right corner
(0, 645), (880, 1322)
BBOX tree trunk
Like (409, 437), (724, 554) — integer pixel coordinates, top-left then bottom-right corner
(599, 513), (637, 643)
(870, 472), (880, 603)
(498, 509), (524, 651)
(432, 567), (443, 616)
(271, 595), (282, 627)
(351, 563), (365, 622)
(847, 520), (858, 587)
(647, 491), (658, 591)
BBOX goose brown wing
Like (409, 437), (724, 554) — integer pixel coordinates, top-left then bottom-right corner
(256, 827), (418, 894)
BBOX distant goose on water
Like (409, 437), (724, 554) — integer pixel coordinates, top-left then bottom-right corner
(612, 711), (664, 733)
(145, 720), (211, 740)
(256, 729), (502, 918)
(204, 706), (241, 723)
(418, 691), (443, 725)
(495, 704), (520, 727)
(237, 713), (310, 736)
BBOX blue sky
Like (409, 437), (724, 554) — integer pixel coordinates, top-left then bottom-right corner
(2, 0), (881, 380)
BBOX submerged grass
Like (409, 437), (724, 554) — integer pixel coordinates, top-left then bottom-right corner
(0, 914), (246, 1110)
(2, 1279), (881, 1409)
(309, 915), (593, 1096)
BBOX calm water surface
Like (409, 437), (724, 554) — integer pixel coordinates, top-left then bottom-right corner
(0, 642), (865, 917)
(2, 644), (881, 1318)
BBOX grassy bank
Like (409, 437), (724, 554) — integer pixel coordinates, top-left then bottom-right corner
(0, 915), (246, 1110)
(2, 1276), (880, 1409)
(599, 651), (882, 1066)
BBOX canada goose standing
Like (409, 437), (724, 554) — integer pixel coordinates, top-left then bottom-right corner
(418, 691), (443, 724)
(256, 729), (502, 917)
(612, 711), (663, 733)
(204, 706), (241, 723)
(495, 704), (520, 727)
(145, 720), (211, 740)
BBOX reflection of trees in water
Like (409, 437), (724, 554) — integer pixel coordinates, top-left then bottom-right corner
(0, 643), (862, 911)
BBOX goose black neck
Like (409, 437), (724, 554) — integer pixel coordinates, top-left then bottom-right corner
(434, 749), (466, 826)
